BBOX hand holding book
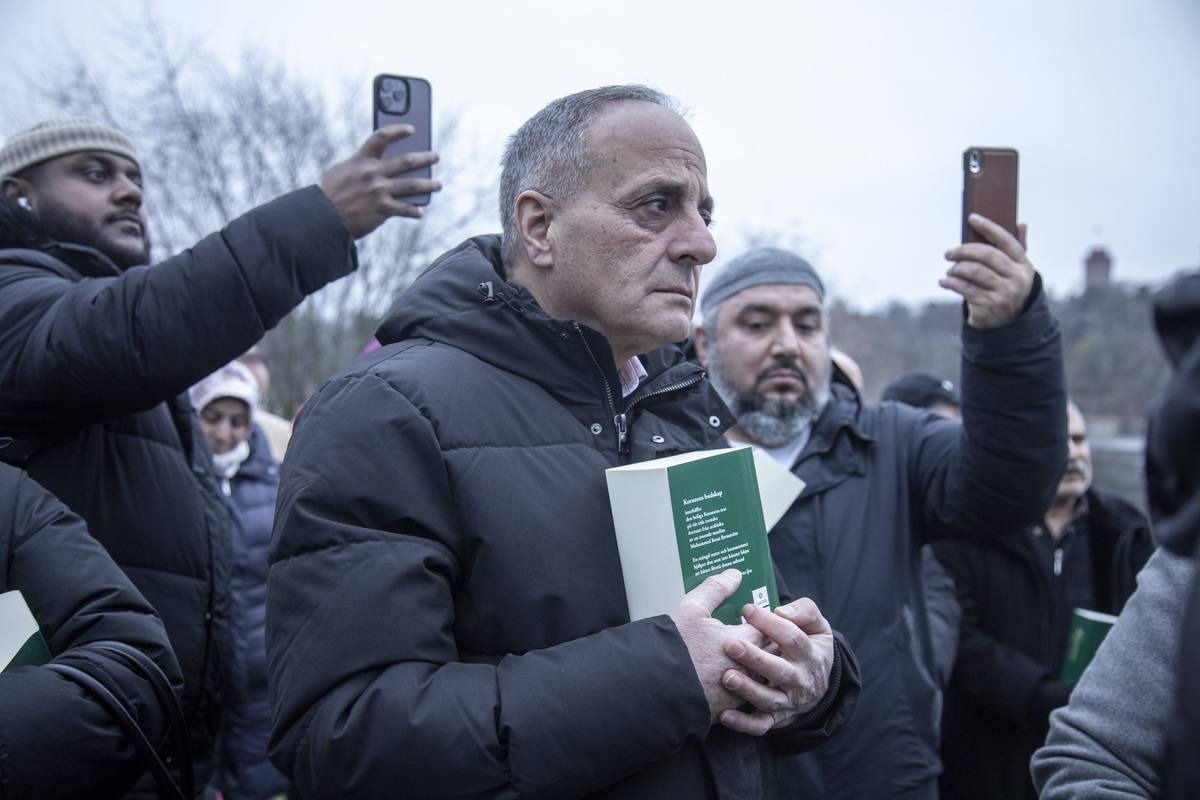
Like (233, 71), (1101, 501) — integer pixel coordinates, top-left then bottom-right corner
(717, 596), (835, 735)
(669, 568), (835, 732)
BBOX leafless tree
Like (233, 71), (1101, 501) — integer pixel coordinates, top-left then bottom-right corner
(8, 11), (496, 415)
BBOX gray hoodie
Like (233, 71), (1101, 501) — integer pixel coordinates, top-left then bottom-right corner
(1032, 547), (1195, 798)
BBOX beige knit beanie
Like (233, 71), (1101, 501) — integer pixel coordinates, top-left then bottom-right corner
(0, 117), (140, 178)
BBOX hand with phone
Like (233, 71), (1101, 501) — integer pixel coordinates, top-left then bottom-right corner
(942, 147), (1035, 329)
(319, 126), (441, 239)
(941, 215), (1035, 329)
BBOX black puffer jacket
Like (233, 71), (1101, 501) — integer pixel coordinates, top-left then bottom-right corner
(0, 189), (356, 788)
(268, 235), (859, 799)
(932, 490), (1153, 800)
(0, 463), (182, 799)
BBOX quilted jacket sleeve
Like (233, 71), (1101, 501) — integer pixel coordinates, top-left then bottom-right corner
(909, 276), (1068, 541)
(0, 187), (355, 434)
(0, 466), (182, 799)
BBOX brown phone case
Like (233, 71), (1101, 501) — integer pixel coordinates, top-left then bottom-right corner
(962, 147), (1018, 244)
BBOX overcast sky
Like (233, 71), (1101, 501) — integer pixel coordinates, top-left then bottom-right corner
(2, 0), (1197, 309)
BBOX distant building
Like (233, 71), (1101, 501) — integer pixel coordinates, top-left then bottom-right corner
(1085, 247), (1113, 291)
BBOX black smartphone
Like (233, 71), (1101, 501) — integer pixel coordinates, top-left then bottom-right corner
(962, 147), (1018, 244)
(373, 74), (433, 206)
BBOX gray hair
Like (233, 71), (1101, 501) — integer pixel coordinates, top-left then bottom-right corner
(499, 85), (680, 267)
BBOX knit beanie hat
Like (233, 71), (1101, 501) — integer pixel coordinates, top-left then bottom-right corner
(0, 117), (140, 178)
(699, 247), (825, 317)
(189, 361), (260, 417)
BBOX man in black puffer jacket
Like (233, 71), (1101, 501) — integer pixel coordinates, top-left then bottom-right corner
(0, 116), (440, 792)
(268, 85), (859, 800)
(0, 463), (182, 799)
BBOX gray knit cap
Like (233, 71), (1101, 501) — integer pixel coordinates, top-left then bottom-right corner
(700, 247), (825, 316)
(0, 117), (140, 179)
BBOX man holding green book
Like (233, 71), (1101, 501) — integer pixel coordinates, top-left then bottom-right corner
(268, 86), (859, 799)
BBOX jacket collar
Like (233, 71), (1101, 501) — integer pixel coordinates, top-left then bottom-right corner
(790, 383), (875, 494)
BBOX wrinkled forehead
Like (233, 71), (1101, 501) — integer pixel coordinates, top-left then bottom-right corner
(583, 101), (708, 184)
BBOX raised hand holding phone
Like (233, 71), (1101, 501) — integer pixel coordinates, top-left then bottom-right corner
(317, 74), (440, 239)
(941, 147), (1034, 329)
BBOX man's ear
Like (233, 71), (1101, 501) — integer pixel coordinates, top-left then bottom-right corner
(693, 324), (711, 368)
(515, 190), (554, 269)
(1, 176), (31, 203)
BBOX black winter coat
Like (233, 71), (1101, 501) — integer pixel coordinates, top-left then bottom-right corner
(0, 189), (356, 787)
(0, 464), (182, 799)
(1147, 271), (1200, 800)
(772, 279), (1067, 800)
(268, 235), (860, 800)
(932, 490), (1153, 800)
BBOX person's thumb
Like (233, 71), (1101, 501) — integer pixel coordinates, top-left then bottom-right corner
(683, 569), (743, 618)
(357, 124), (414, 159)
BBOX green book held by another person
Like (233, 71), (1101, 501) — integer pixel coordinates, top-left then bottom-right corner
(605, 446), (804, 625)
(1, 590), (51, 672)
(1060, 607), (1119, 683)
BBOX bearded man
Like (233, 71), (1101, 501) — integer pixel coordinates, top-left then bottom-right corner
(692, 241), (1068, 800)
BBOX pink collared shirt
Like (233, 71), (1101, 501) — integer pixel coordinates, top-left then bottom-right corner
(618, 357), (648, 398)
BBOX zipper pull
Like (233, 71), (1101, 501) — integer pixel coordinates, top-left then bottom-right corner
(1053, 548), (1063, 576)
(615, 412), (629, 457)
(477, 281), (496, 303)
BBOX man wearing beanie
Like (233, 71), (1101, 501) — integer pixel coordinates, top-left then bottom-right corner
(0, 116), (440, 794)
(692, 222), (1067, 799)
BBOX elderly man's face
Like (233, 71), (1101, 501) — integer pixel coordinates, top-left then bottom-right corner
(1056, 403), (1093, 504)
(545, 102), (716, 361)
(698, 283), (832, 446)
(20, 151), (150, 268)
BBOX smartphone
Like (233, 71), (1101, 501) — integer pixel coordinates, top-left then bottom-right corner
(373, 74), (433, 206)
(962, 147), (1018, 244)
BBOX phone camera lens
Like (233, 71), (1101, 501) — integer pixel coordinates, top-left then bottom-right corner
(379, 78), (409, 114)
(968, 150), (982, 175)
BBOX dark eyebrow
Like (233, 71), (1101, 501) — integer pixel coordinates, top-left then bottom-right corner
(736, 302), (822, 317)
(79, 153), (142, 182)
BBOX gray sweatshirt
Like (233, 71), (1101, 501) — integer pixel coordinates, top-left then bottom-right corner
(1031, 547), (1195, 798)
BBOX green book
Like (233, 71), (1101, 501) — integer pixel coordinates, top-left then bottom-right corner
(605, 446), (802, 625)
(1, 589), (51, 672)
(1059, 607), (1119, 683)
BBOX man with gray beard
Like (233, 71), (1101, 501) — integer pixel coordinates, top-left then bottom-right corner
(692, 237), (1068, 800)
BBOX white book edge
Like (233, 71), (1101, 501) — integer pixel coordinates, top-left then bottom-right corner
(606, 466), (686, 621)
(1, 590), (41, 667)
(1072, 608), (1119, 625)
(750, 448), (806, 531)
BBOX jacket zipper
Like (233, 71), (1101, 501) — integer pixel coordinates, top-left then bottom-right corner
(573, 324), (707, 463)
(573, 324), (623, 459)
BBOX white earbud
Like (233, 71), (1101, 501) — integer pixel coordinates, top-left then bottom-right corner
(16, 196), (31, 211)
